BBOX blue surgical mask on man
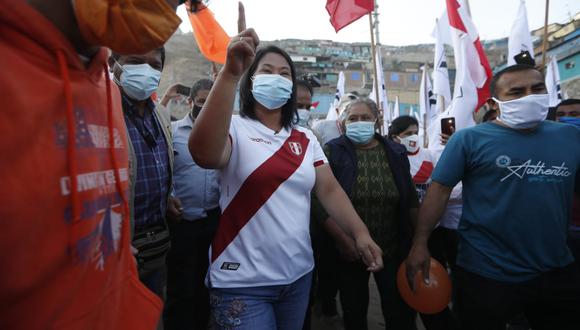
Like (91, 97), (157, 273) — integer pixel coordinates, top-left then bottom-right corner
(251, 74), (293, 110)
(559, 116), (580, 127)
(118, 63), (161, 101)
(345, 121), (375, 144)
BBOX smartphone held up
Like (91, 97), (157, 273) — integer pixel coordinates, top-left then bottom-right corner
(441, 117), (456, 136)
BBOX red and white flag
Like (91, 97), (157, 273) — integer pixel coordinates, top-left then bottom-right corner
(428, 0), (492, 150)
(446, 0), (492, 128)
(326, 0), (374, 32)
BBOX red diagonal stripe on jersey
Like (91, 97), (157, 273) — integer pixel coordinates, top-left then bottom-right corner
(212, 129), (310, 262)
(413, 161), (434, 184)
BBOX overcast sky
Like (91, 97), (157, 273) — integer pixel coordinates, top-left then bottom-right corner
(176, 0), (579, 46)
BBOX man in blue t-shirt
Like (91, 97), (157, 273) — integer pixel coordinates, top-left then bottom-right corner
(405, 64), (580, 330)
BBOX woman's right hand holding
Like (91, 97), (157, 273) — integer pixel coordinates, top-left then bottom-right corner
(223, 29), (260, 80)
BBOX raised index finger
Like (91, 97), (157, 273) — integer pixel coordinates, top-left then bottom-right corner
(238, 2), (246, 33)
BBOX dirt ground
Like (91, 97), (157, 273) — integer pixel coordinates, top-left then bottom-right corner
(309, 277), (425, 330)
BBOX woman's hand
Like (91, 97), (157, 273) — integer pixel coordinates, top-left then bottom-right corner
(354, 231), (383, 272)
(223, 29), (259, 79)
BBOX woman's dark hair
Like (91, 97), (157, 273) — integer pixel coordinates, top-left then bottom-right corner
(388, 115), (419, 140)
(239, 45), (297, 129)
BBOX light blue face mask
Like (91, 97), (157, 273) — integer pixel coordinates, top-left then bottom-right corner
(345, 121), (376, 144)
(251, 74), (293, 110)
(119, 63), (161, 101)
(297, 109), (311, 127)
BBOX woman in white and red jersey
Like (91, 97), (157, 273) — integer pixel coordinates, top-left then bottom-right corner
(188, 29), (383, 330)
(388, 116), (436, 203)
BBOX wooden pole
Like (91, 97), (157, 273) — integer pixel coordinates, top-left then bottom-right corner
(369, 13), (381, 132)
(438, 95), (446, 113)
(540, 0), (550, 73)
(423, 63), (428, 148)
(423, 113), (428, 148)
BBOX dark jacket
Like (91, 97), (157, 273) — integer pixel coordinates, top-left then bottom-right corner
(325, 133), (419, 258)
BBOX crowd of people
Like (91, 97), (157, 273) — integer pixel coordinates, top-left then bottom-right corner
(1, 1), (579, 330)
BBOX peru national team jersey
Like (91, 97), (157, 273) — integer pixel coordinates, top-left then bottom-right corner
(409, 148), (435, 185)
(208, 116), (327, 288)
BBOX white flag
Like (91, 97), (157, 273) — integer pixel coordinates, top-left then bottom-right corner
(410, 105), (422, 128)
(508, 0), (534, 66)
(432, 18), (452, 115)
(369, 48), (390, 131)
(546, 56), (566, 107)
(393, 96), (400, 119)
(327, 71), (345, 120)
(419, 65), (436, 129)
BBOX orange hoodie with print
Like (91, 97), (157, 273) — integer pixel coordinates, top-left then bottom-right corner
(0, 1), (162, 329)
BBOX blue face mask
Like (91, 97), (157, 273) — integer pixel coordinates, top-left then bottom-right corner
(559, 116), (580, 127)
(119, 63), (161, 101)
(345, 121), (376, 144)
(251, 74), (293, 110)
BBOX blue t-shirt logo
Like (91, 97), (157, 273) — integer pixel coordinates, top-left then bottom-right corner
(495, 155), (511, 168)
(499, 159), (572, 183)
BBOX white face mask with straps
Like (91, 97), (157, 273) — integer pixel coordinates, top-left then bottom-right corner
(399, 134), (420, 153)
(493, 94), (549, 129)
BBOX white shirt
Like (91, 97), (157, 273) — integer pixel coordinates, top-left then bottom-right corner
(207, 116), (327, 288)
(312, 119), (342, 146)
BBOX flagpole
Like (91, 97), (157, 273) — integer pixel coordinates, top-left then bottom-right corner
(438, 95), (446, 113)
(423, 113), (428, 148)
(540, 0), (550, 73)
(369, 13), (381, 131)
(423, 62), (428, 148)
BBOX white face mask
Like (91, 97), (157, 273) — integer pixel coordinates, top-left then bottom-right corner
(493, 94), (549, 129)
(399, 134), (420, 153)
(297, 109), (311, 127)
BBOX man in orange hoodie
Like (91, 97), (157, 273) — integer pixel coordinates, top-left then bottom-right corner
(0, 0), (181, 329)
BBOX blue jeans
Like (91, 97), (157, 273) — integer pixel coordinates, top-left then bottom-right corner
(210, 272), (312, 330)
